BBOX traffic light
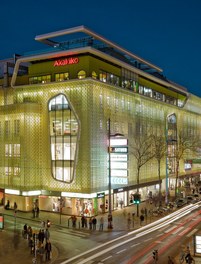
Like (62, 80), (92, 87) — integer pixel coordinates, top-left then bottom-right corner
(133, 193), (141, 204)
(153, 249), (158, 261)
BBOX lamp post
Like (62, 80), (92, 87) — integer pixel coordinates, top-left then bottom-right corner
(108, 118), (112, 228)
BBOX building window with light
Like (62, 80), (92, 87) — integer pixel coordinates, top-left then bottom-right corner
(49, 94), (79, 183)
(55, 72), (69, 82)
(29, 75), (51, 84)
(78, 70), (86, 79)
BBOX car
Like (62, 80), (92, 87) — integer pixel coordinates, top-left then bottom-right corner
(186, 195), (197, 204)
(175, 198), (187, 208)
(192, 193), (200, 201)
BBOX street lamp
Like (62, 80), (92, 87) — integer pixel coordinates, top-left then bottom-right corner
(108, 118), (112, 228)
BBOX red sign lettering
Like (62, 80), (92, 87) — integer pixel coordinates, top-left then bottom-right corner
(54, 57), (79, 67)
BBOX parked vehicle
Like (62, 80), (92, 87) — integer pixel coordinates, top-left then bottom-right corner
(186, 195), (197, 204)
(175, 198), (187, 208)
(192, 193), (200, 201)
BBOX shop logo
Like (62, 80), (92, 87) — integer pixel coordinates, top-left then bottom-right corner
(54, 57), (79, 67)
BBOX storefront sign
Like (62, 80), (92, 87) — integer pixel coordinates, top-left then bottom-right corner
(111, 177), (128, 185)
(110, 154), (127, 162)
(111, 170), (127, 177)
(110, 139), (128, 146)
(54, 57), (79, 67)
(109, 147), (128, 153)
(97, 192), (105, 198)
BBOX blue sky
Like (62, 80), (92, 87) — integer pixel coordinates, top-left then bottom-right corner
(1, 0), (201, 96)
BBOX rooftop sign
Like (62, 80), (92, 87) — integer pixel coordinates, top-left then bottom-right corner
(54, 57), (79, 67)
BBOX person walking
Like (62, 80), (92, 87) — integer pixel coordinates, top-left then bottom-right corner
(89, 217), (92, 230)
(92, 216), (97, 230)
(168, 256), (174, 264)
(44, 228), (50, 243)
(45, 240), (52, 261)
(38, 243), (45, 264)
(81, 215), (86, 228)
(127, 213), (131, 229)
(99, 217), (104, 231)
(14, 202), (17, 213)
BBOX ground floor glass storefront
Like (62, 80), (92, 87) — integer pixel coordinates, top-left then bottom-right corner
(3, 175), (200, 216)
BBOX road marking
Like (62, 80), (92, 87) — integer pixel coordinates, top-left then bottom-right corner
(101, 256), (112, 262)
(144, 238), (152, 242)
(172, 226), (184, 234)
(164, 225), (176, 233)
(179, 227), (191, 236)
(131, 243), (140, 247)
(187, 228), (198, 237)
(116, 248), (126, 254)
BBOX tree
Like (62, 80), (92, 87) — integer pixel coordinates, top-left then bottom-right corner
(130, 134), (154, 216)
(174, 131), (199, 197)
(152, 134), (166, 207)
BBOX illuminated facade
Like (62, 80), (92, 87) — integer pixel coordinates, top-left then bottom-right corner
(0, 26), (201, 215)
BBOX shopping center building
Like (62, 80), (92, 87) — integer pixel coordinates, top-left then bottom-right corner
(0, 26), (201, 216)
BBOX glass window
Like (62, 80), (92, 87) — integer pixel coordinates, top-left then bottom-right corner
(49, 94), (79, 183)
(5, 167), (11, 176)
(14, 120), (20, 135)
(14, 166), (20, 176)
(5, 144), (12, 157)
(99, 71), (107, 82)
(29, 75), (51, 84)
(78, 70), (86, 79)
(13, 144), (20, 157)
(55, 72), (69, 82)
(92, 71), (97, 79)
(5, 120), (10, 135)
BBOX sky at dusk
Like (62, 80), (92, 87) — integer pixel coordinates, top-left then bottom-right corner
(1, 0), (201, 97)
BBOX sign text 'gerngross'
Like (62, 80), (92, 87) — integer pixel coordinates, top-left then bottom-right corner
(54, 57), (79, 67)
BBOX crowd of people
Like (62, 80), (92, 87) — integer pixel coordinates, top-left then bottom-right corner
(69, 215), (109, 230)
(22, 220), (52, 263)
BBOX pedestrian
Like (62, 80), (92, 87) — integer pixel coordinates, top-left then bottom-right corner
(99, 217), (104, 231)
(185, 253), (194, 264)
(36, 206), (40, 218)
(27, 226), (33, 239)
(5, 200), (10, 210)
(92, 216), (97, 230)
(23, 223), (28, 239)
(44, 228), (50, 243)
(140, 214), (144, 225)
(127, 212), (131, 229)
(81, 215), (85, 228)
(45, 240), (52, 261)
(168, 256), (174, 264)
(32, 207), (35, 218)
(41, 220), (45, 228)
(14, 202), (17, 213)
(89, 217), (92, 230)
(108, 214), (113, 229)
(71, 216), (77, 228)
(84, 217), (88, 228)
(28, 237), (34, 254)
(38, 243), (45, 263)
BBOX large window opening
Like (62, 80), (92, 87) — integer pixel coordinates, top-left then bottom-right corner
(49, 94), (79, 182)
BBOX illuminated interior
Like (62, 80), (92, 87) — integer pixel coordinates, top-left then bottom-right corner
(49, 94), (78, 182)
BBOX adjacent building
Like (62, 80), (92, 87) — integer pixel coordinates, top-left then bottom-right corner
(0, 26), (201, 216)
